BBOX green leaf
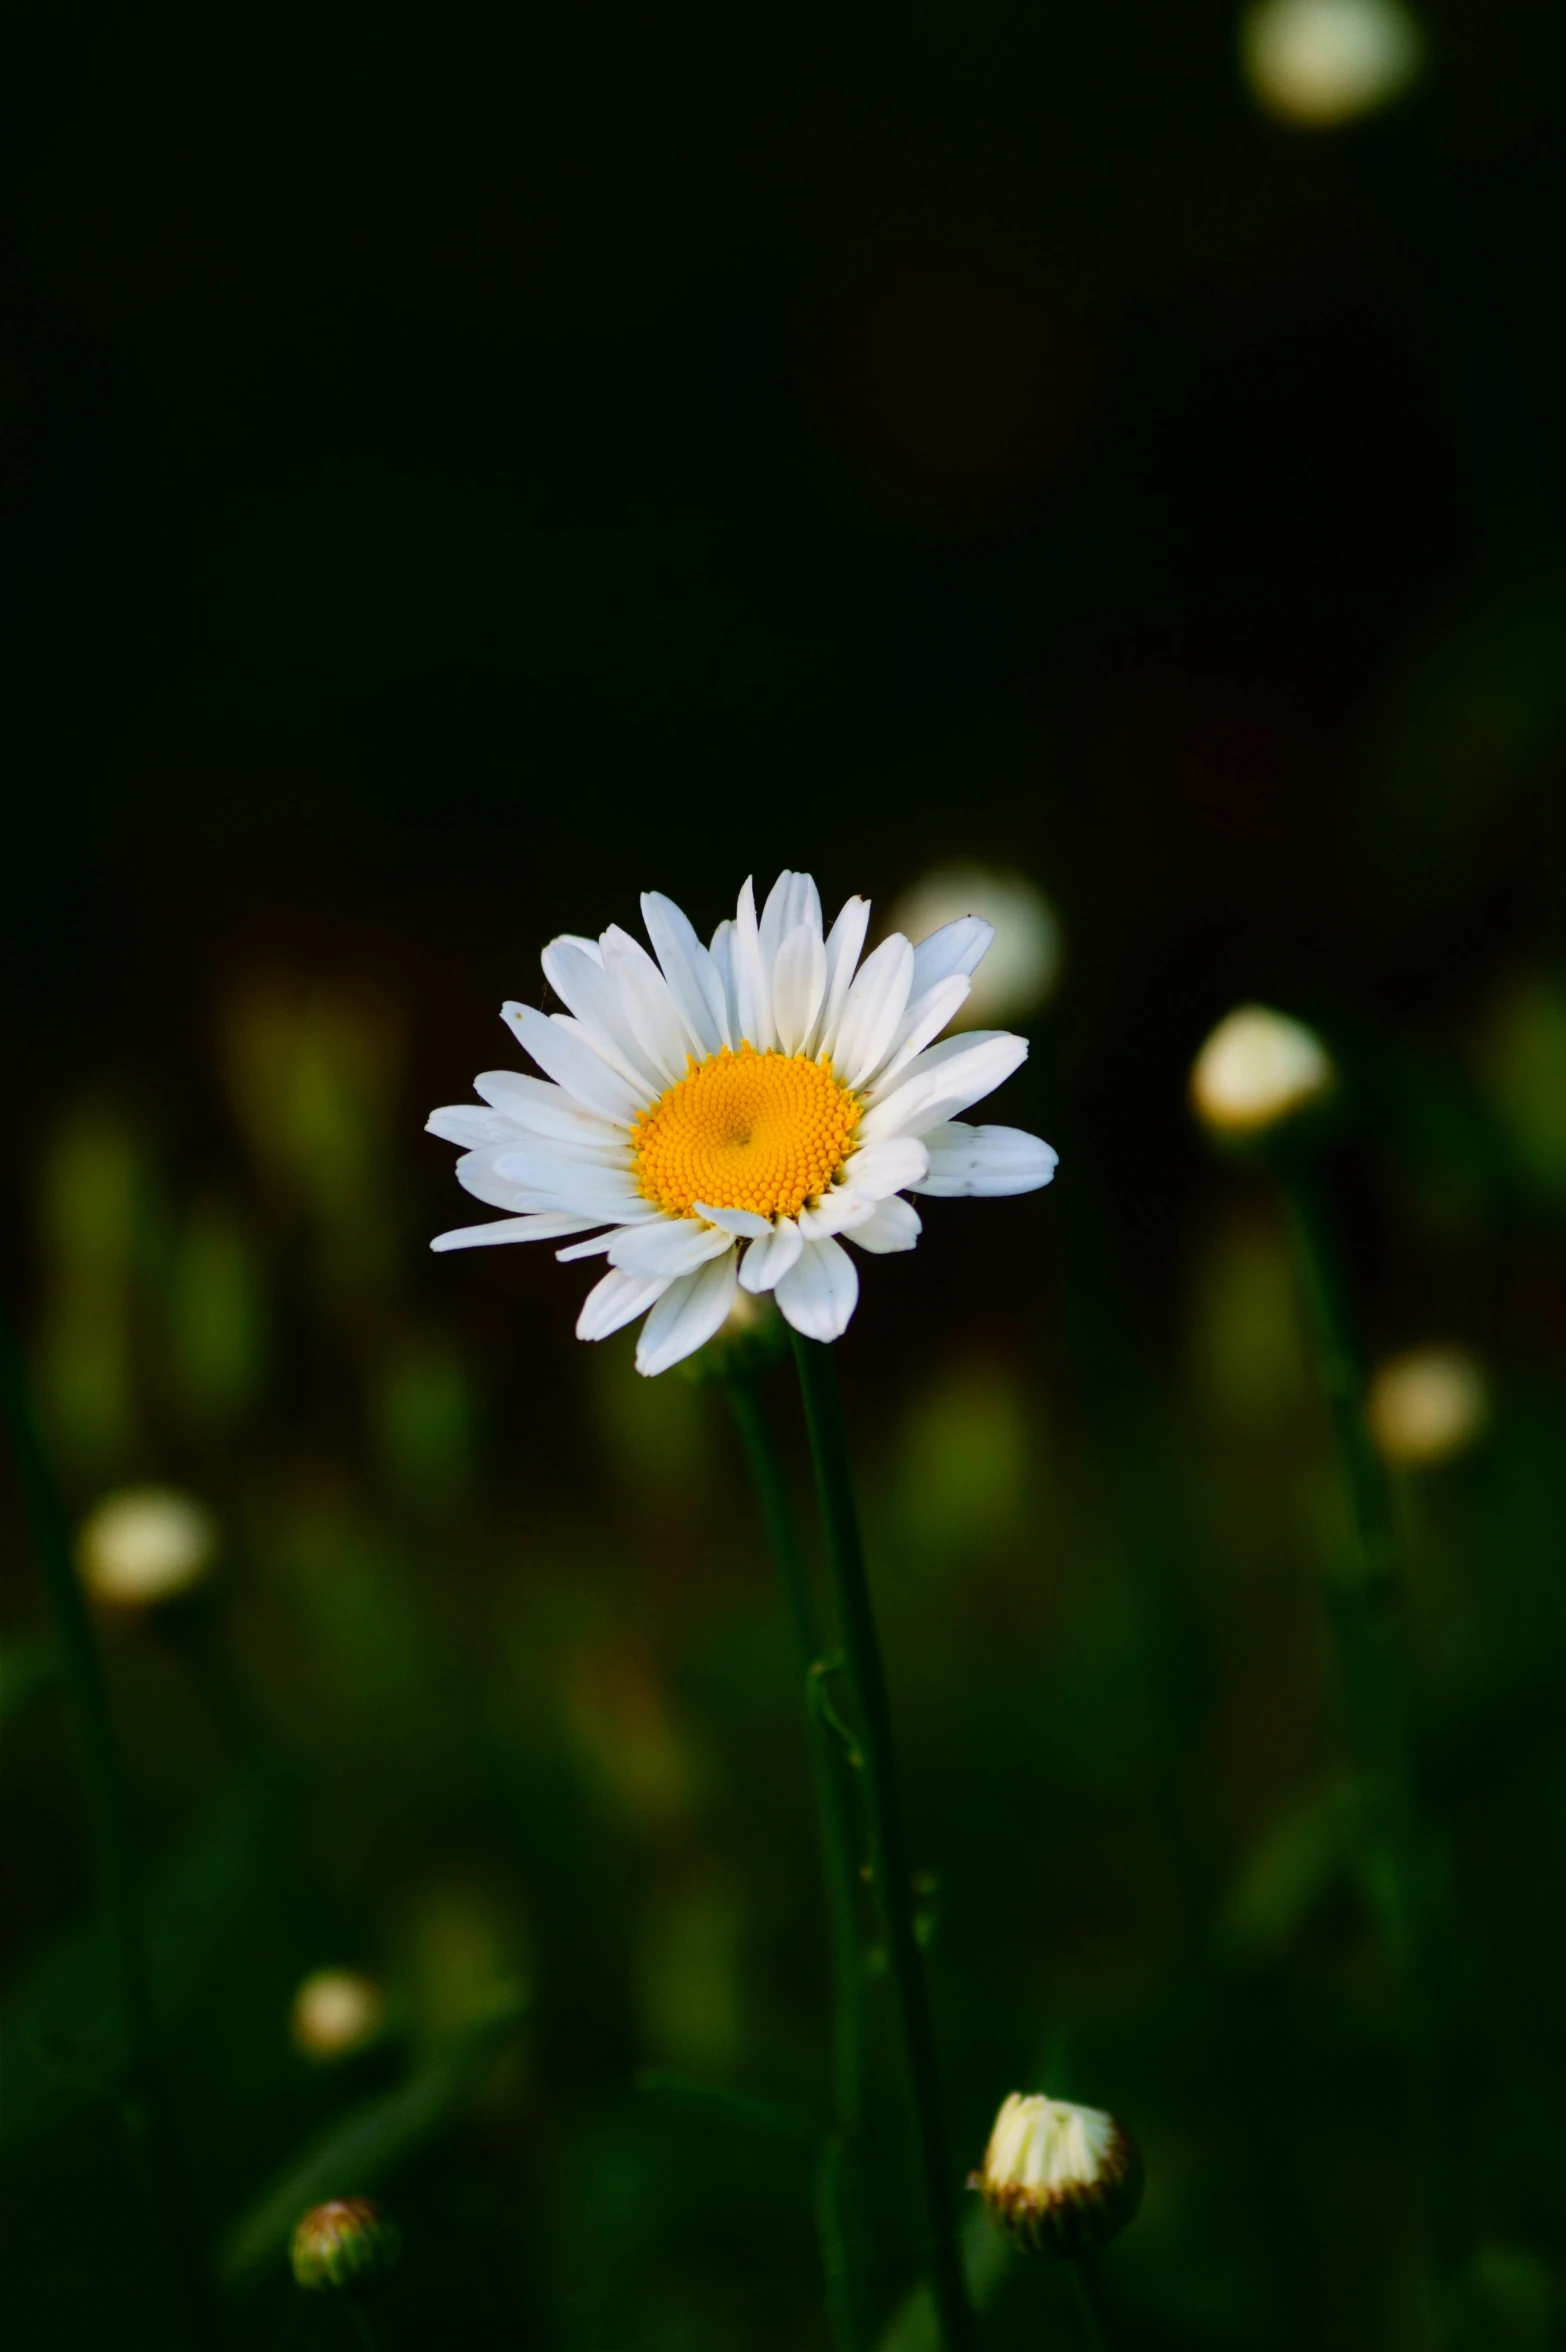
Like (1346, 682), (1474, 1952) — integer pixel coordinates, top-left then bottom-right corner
(878, 2207), (1011, 2352)
(634, 2067), (816, 2148)
(218, 1996), (526, 2287)
(0, 1635), (61, 1730)
(0, 1772), (289, 2150)
(1220, 1781), (1357, 1964)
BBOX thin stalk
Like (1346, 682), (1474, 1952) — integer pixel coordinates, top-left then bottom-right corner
(725, 1374), (825, 1689)
(1281, 1172), (1467, 2328)
(790, 1335), (976, 2352)
(0, 1317), (215, 2346)
(345, 2302), (379, 2351)
(1066, 2258), (1110, 2352)
(724, 1373), (871, 2352)
(1280, 1173), (1437, 1996)
(165, 1598), (269, 1766)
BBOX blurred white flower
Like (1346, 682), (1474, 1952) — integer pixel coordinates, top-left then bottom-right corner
(77, 1486), (217, 1609)
(1476, 975), (1566, 1203)
(290, 1968), (386, 2061)
(1367, 1345), (1489, 1468)
(428, 871), (1056, 1375)
(1243, 0), (1424, 129)
(974, 2090), (1143, 2258)
(1190, 1005), (1335, 1141)
(889, 869), (1062, 1028)
(720, 1285), (767, 1337)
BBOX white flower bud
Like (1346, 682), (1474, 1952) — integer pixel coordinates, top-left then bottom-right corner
(77, 1486), (218, 1610)
(1367, 1346), (1489, 1469)
(1190, 1005), (1335, 1141)
(1242, 0), (1424, 129)
(892, 867), (1063, 1028)
(290, 1969), (387, 2061)
(974, 2090), (1143, 2258)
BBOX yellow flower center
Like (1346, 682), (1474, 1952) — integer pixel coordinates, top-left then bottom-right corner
(633, 1044), (861, 1223)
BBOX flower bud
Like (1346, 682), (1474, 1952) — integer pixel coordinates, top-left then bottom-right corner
(973, 2091), (1143, 2258)
(290, 1969), (386, 2062)
(1242, 0), (1424, 129)
(1190, 1006), (1335, 1143)
(290, 2198), (401, 2291)
(1367, 1345), (1489, 1469)
(892, 867), (1063, 1027)
(77, 1486), (218, 1611)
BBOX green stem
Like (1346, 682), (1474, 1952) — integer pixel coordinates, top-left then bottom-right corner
(723, 1374), (872, 2352)
(790, 1336), (976, 2352)
(815, 2131), (864, 2352)
(165, 1598), (269, 1766)
(1282, 1169), (1474, 2332)
(1280, 1172), (1437, 1997)
(1066, 2258), (1110, 2351)
(0, 1318), (215, 2348)
(725, 1375), (825, 1683)
(345, 2301), (378, 2350)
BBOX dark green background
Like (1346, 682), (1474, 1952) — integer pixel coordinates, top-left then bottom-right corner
(4, 3), (1565, 2346)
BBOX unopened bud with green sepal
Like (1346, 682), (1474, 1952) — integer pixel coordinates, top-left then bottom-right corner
(973, 2091), (1143, 2259)
(290, 2198), (402, 2291)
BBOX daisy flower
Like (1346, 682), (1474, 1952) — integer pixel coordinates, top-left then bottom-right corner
(428, 871), (1058, 1375)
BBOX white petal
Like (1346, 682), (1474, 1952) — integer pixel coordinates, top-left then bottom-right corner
(910, 915), (994, 997)
(555, 933), (605, 966)
(636, 1253), (739, 1376)
(541, 940), (663, 1094)
(600, 925), (694, 1085)
(694, 1202), (773, 1239)
(473, 1070), (628, 1146)
(486, 1125), (630, 1171)
(810, 896), (871, 1056)
(857, 1031), (1028, 1141)
(431, 1212), (605, 1252)
(770, 925), (828, 1057)
(841, 1135), (929, 1199)
(487, 1145), (644, 1211)
(555, 1231), (622, 1261)
(609, 1219), (736, 1279)
(739, 1219), (804, 1292)
(775, 1236), (860, 1341)
(708, 919), (739, 1041)
(847, 1196), (922, 1253)
(454, 1148), (568, 1212)
(641, 891), (731, 1053)
(759, 871), (824, 974)
(502, 1004), (646, 1123)
(577, 1267), (669, 1341)
(427, 1104), (516, 1148)
(830, 934), (916, 1089)
(863, 975), (971, 1094)
(732, 876), (774, 1050)
(796, 1192), (879, 1238)
(911, 1121), (1059, 1197)
(465, 1175), (642, 1220)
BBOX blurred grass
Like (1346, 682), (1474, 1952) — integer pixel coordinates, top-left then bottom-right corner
(6, 961), (1565, 2348)
(4, 2), (1565, 2337)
